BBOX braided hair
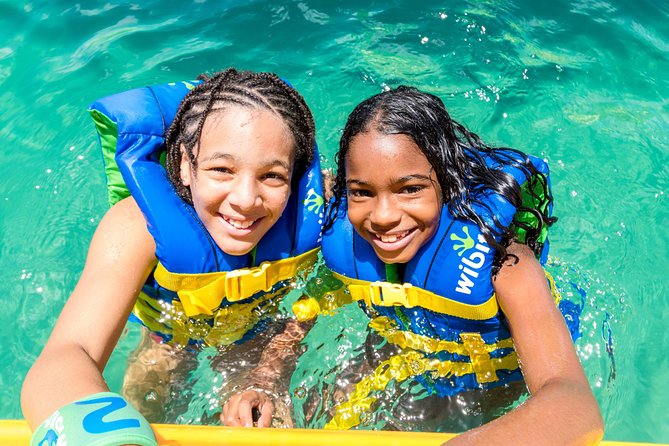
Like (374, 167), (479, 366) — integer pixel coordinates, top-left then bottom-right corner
(165, 68), (316, 204)
(326, 86), (556, 272)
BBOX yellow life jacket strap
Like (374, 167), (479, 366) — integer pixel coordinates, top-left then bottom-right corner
(332, 269), (560, 320)
(332, 272), (499, 320)
(134, 285), (290, 347)
(369, 316), (515, 357)
(370, 317), (517, 385)
(153, 248), (319, 317)
(133, 291), (169, 334)
(545, 269), (561, 304)
(324, 348), (519, 430)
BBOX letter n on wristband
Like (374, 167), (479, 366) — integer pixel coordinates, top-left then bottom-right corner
(31, 392), (157, 446)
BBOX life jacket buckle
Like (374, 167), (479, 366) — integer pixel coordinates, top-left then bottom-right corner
(224, 262), (271, 302)
(370, 282), (415, 307)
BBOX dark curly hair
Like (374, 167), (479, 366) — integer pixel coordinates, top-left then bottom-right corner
(165, 68), (316, 203)
(325, 86), (556, 272)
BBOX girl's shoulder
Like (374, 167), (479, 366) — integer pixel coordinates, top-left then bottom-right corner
(105, 196), (149, 230)
(93, 196), (156, 265)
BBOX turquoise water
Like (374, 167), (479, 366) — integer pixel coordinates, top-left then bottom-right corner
(1, 0), (667, 442)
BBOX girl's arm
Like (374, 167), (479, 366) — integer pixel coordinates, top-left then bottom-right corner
(221, 317), (315, 427)
(221, 263), (346, 427)
(21, 197), (157, 430)
(445, 242), (604, 446)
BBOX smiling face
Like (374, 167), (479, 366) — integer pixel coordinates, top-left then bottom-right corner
(345, 130), (443, 264)
(180, 106), (295, 256)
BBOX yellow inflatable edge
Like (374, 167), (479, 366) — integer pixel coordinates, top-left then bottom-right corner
(1, 419), (659, 446)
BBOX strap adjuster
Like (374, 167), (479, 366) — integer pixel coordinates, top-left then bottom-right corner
(165, 248), (320, 318)
(224, 262), (271, 302)
(367, 282), (418, 307)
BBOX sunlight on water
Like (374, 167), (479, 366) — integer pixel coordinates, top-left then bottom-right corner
(1, 0), (667, 443)
(134, 254), (626, 435)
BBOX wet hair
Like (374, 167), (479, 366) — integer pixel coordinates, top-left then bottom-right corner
(326, 86), (556, 272)
(165, 68), (316, 203)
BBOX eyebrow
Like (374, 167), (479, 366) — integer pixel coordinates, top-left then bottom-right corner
(395, 174), (433, 182)
(202, 152), (291, 171)
(261, 159), (292, 171)
(201, 152), (234, 163)
(347, 173), (433, 186)
(346, 178), (370, 187)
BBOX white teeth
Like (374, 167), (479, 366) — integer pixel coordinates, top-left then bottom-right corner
(226, 218), (256, 229)
(378, 230), (409, 243)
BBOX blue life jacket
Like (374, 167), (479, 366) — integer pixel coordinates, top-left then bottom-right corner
(322, 153), (565, 396)
(89, 80), (324, 347)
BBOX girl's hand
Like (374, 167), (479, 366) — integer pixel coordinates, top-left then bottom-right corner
(221, 389), (274, 427)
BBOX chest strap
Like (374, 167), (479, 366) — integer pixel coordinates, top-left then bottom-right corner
(369, 316), (515, 356)
(332, 272), (500, 321)
(154, 248), (319, 317)
(324, 348), (520, 430)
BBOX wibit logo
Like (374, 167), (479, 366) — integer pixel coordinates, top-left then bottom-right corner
(450, 226), (475, 256)
(303, 188), (324, 214)
(450, 227), (491, 295)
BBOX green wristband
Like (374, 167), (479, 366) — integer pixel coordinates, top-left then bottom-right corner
(31, 392), (157, 446)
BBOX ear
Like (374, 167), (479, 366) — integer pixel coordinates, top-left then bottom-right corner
(180, 145), (192, 186)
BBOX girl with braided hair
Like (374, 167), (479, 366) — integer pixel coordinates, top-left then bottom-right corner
(317, 86), (603, 443)
(22, 69), (323, 444)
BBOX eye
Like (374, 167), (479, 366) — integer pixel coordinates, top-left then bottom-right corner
(262, 171), (289, 184)
(211, 166), (232, 174)
(400, 184), (425, 194)
(347, 188), (372, 198)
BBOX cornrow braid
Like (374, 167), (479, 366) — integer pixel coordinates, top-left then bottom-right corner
(165, 68), (316, 204)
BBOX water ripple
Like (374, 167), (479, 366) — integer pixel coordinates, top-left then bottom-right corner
(48, 15), (179, 76)
(121, 38), (232, 80)
(297, 2), (330, 25)
(2, 0), (668, 440)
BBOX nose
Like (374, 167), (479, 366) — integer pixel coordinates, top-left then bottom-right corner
(227, 175), (262, 211)
(369, 194), (401, 230)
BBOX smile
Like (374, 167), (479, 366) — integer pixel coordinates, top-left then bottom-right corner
(222, 215), (260, 230)
(369, 228), (417, 251)
(376, 230), (411, 243)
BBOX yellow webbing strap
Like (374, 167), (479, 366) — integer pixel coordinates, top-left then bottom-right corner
(153, 248), (319, 317)
(370, 317), (518, 384)
(324, 347), (519, 430)
(369, 317), (515, 357)
(334, 268), (560, 320)
(332, 273), (499, 321)
(133, 285), (290, 347)
(545, 269), (561, 304)
(132, 291), (170, 335)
